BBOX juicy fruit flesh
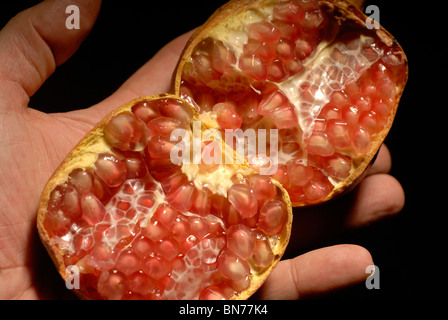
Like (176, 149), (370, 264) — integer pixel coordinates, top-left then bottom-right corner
(180, 0), (406, 205)
(43, 97), (288, 300)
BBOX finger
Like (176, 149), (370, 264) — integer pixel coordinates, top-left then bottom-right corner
(257, 244), (373, 299)
(86, 31), (194, 120)
(288, 173), (404, 250)
(0, 0), (101, 108)
(366, 144), (392, 176)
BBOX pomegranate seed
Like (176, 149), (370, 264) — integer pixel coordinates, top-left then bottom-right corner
(273, 20), (301, 41)
(147, 117), (185, 138)
(152, 204), (178, 228)
(213, 102), (243, 130)
(227, 184), (258, 219)
(128, 271), (155, 295)
(171, 216), (190, 242)
(80, 193), (106, 225)
(115, 249), (140, 275)
(248, 21), (282, 44)
(104, 113), (147, 151)
(161, 170), (188, 194)
(196, 92), (215, 112)
(199, 285), (227, 300)
(323, 154), (352, 180)
(258, 199), (287, 236)
(142, 219), (169, 242)
(157, 100), (193, 124)
(267, 60), (288, 82)
(212, 40), (236, 74)
(59, 185), (81, 219)
(131, 101), (160, 124)
(122, 152), (147, 179)
(189, 216), (210, 239)
(286, 160), (314, 187)
(275, 38), (295, 62)
(258, 90), (289, 116)
(285, 57), (303, 76)
(238, 53), (267, 81)
(190, 187), (212, 216)
(227, 224), (255, 259)
(249, 174), (277, 204)
(301, 9), (325, 30)
(146, 135), (177, 159)
(252, 231), (274, 268)
(73, 229), (94, 255)
(167, 182), (196, 211)
(304, 179), (331, 202)
(192, 52), (219, 82)
(156, 238), (180, 261)
(133, 235), (154, 258)
(327, 120), (351, 149)
(218, 249), (250, 282)
(98, 270), (127, 300)
(94, 153), (127, 188)
(350, 124), (371, 153)
(68, 169), (94, 195)
(359, 111), (379, 134)
(307, 131), (334, 156)
(144, 256), (172, 280)
(273, 1), (306, 23)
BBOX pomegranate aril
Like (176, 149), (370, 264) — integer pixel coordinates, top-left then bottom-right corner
(212, 40), (236, 74)
(98, 270), (127, 300)
(227, 224), (255, 259)
(133, 235), (154, 258)
(273, 1), (305, 23)
(144, 256), (172, 280)
(161, 170), (188, 194)
(128, 271), (155, 295)
(327, 120), (351, 149)
(252, 232), (274, 268)
(213, 102), (243, 130)
(68, 169), (94, 195)
(199, 285), (227, 300)
(228, 184), (257, 219)
(115, 249), (140, 275)
(153, 204), (178, 228)
(285, 57), (303, 76)
(190, 187), (212, 216)
(218, 249), (250, 282)
(59, 185), (81, 219)
(248, 21), (282, 44)
(147, 117), (185, 138)
(324, 154), (352, 180)
(238, 53), (267, 81)
(157, 100), (193, 124)
(146, 135), (177, 159)
(73, 230), (94, 255)
(132, 101), (159, 124)
(307, 131), (334, 156)
(94, 153), (127, 188)
(249, 174), (277, 204)
(286, 160), (314, 187)
(300, 9), (325, 30)
(156, 238), (180, 261)
(167, 182), (196, 211)
(304, 179), (331, 202)
(359, 111), (379, 134)
(192, 52), (219, 82)
(267, 60), (288, 82)
(171, 216), (190, 242)
(80, 193), (106, 225)
(258, 199), (286, 236)
(350, 124), (372, 154)
(104, 113), (147, 151)
(275, 38), (295, 62)
(142, 219), (169, 242)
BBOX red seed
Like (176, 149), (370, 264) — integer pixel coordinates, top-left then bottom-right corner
(252, 231), (274, 268)
(213, 102), (243, 130)
(212, 40), (236, 74)
(153, 204), (178, 228)
(157, 99), (193, 124)
(218, 249), (250, 282)
(273, 1), (306, 23)
(68, 169), (94, 195)
(133, 236), (154, 258)
(115, 249), (140, 275)
(147, 117), (185, 138)
(167, 182), (196, 211)
(258, 199), (286, 236)
(144, 256), (172, 280)
(156, 238), (180, 261)
(128, 271), (155, 295)
(98, 270), (127, 300)
(248, 21), (282, 44)
(238, 53), (267, 81)
(104, 113), (147, 151)
(323, 153), (352, 180)
(227, 184), (258, 219)
(199, 285), (227, 300)
(227, 224), (255, 259)
(80, 193), (106, 225)
(94, 153), (127, 188)
(304, 179), (331, 202)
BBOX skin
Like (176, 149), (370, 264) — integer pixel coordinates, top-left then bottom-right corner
(0, 0), (404, 300)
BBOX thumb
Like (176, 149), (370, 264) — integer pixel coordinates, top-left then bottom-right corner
(0, 0), (101, 108)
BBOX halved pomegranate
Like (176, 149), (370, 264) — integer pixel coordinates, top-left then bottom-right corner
(37, 0), (407, 300)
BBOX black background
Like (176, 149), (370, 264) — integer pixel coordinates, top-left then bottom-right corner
(0, 1), (446, 300)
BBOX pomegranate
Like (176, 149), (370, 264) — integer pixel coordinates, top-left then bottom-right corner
(37, 0), (407, 300)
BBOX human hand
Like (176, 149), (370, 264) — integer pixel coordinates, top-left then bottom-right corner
(0, 0), (404, 300)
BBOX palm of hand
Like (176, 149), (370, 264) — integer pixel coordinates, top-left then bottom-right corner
(0, 0), (404, 300)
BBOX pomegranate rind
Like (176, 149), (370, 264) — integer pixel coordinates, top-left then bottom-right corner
(37, 94), (292, 300)
(173, 0), (408, 206)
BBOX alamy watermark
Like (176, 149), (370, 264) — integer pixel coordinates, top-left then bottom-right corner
(365, 5), (380, 30)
